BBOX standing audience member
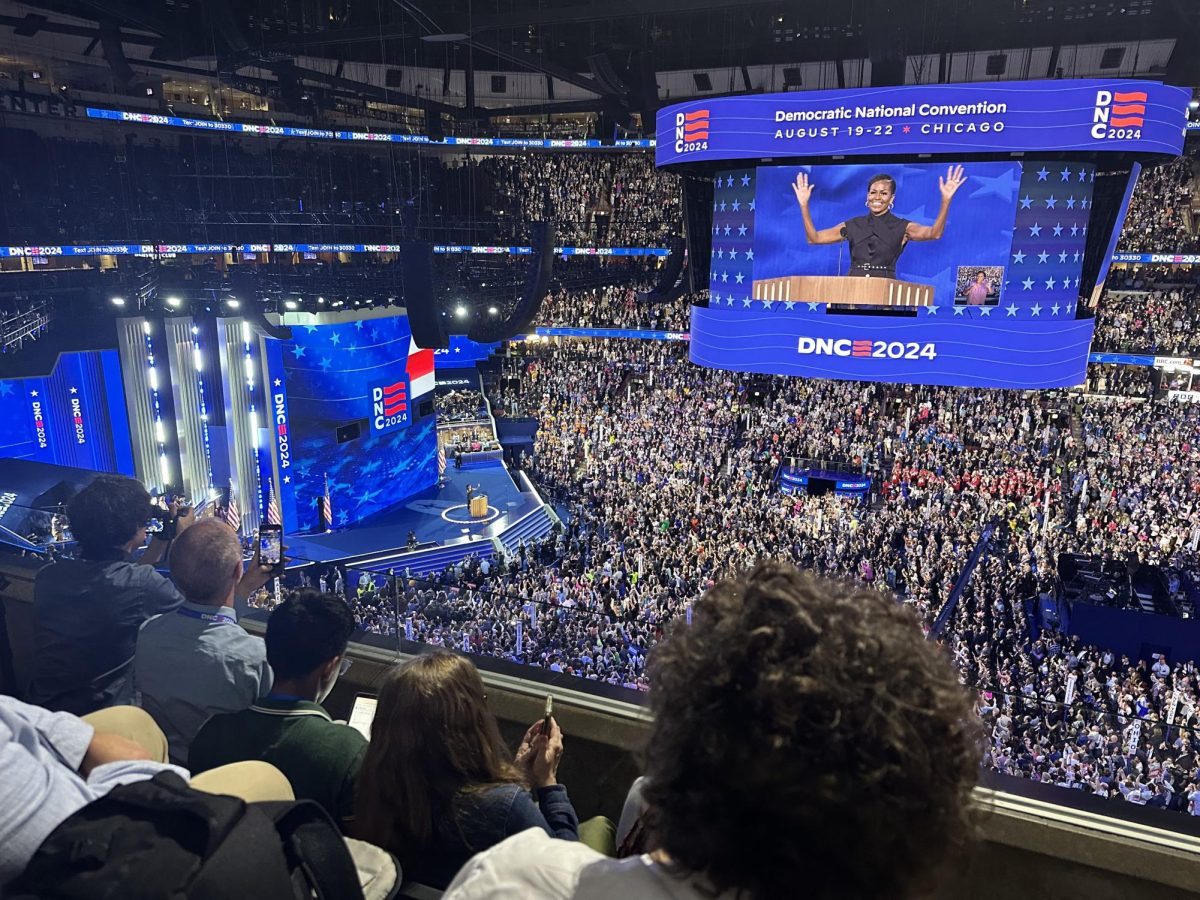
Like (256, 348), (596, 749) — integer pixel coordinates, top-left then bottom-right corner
(356, 651), (598, 889)
(444, 563), (980, 900)
(134, 519), (276, 764)
(29, 476), (192, 715)
(190, 589), (364, 830)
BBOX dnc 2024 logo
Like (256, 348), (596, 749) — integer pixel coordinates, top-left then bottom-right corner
(371, 380), (410, 433)
(797, 337), (938, 361)
(673, 109), (710, 154)
(1091, 89), (1146, 140)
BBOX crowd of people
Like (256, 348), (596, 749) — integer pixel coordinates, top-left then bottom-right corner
(1092, 283), (1200, 357)
(3, 473), (980, 899)
(474, 152), (680, 247)
(295, 335), (1200, 823)
(1114, 152), (1198, 255)
(0, 127), (680, 250)
(536, 283), (694, 331)
(1085, 362), (1154, 398)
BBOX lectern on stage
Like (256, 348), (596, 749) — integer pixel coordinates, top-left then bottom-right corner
(469, 494), (490, 518)
(752, 275), (933, 308)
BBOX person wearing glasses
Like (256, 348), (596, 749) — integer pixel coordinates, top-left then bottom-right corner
(29, 475), (195, 716)
(189, 589), (363, 831)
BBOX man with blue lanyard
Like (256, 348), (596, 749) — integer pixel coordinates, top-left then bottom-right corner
(134, 518), (278, 765)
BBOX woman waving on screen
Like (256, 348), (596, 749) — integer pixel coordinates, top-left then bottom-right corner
(792, 165), (967, 278)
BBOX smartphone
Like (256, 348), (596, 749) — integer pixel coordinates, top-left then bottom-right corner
(542, 694), (554, 736)
(258, 523), (283, 566)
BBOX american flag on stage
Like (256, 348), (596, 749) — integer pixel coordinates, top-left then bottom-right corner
(222, 481), (241, 534)
(437, 441), (446, 476)
(265, 480), (282, 526)
(319, 473), (332, 532)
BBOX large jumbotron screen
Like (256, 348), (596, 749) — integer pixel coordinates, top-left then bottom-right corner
(658, 79), (1191, 389)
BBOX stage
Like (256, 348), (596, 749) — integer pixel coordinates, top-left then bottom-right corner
(284, 461), (542, 564)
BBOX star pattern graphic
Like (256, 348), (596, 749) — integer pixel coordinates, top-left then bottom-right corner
(1003, 162), (1095, 315)
(708, 170), (757, 308)
(276, 315), (436, 531)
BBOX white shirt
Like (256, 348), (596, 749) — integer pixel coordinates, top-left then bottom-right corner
(443, 828), (731, 900)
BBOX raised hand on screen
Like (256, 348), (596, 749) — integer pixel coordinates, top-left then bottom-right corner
(939, 164), (967, 202)
(791, 172), (815, 207)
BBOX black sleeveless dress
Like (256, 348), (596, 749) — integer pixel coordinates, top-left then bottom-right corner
(840, 211), (911, 278)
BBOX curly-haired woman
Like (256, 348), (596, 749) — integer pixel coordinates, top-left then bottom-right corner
(444, 562), (981, 900)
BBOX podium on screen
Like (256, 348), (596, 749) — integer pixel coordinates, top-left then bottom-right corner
(752, 275), (933, 308)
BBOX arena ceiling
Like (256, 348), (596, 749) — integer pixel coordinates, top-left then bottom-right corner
(0, 0), (1196, 123)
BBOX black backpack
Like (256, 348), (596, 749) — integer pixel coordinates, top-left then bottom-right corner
(7, 771), (365, 900)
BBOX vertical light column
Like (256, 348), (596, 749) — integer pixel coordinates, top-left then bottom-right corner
(193, 325), (215, 497)
(163, 317), (212, 501)
(143, 321), (174, 491)
(115, 317), (162, 487)
(242, 320), (265, 529)
(218, 319), (263, 536)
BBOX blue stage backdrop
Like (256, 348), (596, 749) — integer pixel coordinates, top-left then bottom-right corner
(0, 349), (134, 474)
(265, 314), (437, 532)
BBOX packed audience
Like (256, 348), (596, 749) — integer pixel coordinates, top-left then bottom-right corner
(536, 283), (694, 331)
(1092, 284), (1200, 356)
(1086, 362), (1154, 398)
(6, 495), (981, 899)
(0, 126), (679, 248)
(473, 152), (680, 247)
(307, 337), (1200, 823)
(1115, 151), (1198, 255)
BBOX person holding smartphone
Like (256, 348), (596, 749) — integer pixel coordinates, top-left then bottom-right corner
(133, 519), (281, 764)
(356, 652), (612, 889)
(29, 476), (197, 716)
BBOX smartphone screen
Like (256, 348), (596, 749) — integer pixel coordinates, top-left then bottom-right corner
(543, 694), (553, 734)
(259, 524), (283, 566)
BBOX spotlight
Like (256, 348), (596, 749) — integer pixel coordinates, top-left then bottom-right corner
(1191, 99), (1200, 110)
(110, 296), (125, 306)
(488, 306), (499, 315)
(225, 298), (240, 308)
(284, 299), (298, 310)
(317, 297), (326, 305)
(165, 296), (181, 308)
(455, 305), (468, 318)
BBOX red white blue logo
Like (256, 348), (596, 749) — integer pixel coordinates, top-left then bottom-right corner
(674, 109), (710, 154)
(371, 379), (410, 433)
(1091, 89), (1146, 139)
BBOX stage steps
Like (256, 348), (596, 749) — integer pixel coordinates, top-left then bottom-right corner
(358, 539), (494, 577)
(498, 505), (555, 556)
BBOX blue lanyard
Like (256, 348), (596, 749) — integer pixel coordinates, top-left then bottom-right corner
(176, 607), (237, 626)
